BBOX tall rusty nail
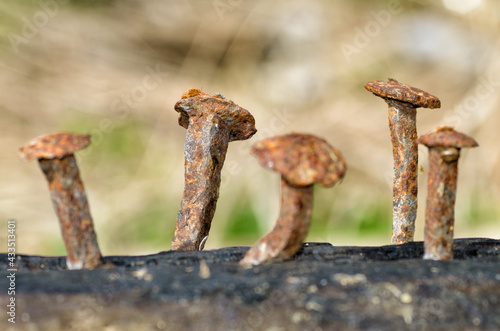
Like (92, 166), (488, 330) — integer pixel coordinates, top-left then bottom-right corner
(18, 132), (104, 270)
(417, 126), (478, 260)
(240, 133), (346, 266)
(171, 88), (257, 251)
(365, 80), (441, 244)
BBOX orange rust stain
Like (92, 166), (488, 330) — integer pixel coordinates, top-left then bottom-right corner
(182, 88), (203, 99)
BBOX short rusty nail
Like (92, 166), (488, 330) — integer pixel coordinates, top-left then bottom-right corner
(171, 88), (257, 251)
(240, 133), (346, 266)
(365, 80), (441, 244)
(19, 132), (103, 269)
(417, 126), (478, 260)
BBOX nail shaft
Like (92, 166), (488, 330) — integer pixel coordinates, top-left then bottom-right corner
(365, 80), (440, 245)
(241, 179), (313, 265)
(418, 126), (478, 260)
(40, 156), (103, 269)
(171, 115), (230, 250)
(19, 132), (103, 270)
(387, 99), (418, 244)
(171, 89), (256, 251)
(423, 147), (458, 260)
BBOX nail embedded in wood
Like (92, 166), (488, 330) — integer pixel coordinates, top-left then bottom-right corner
(365, 80), (441, 244)
(417, 126), (478, 260)
(240, 133), (346, 266)
(171, 88), (257, 251)
(19, 132), (103, 270)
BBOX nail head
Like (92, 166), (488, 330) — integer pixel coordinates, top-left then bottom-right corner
(18, 132), (91, 162)
(175, 88), (257, 141)
(365, 80), (441, 109)
(417, 127), (478, 149)
(251, 133), (346, 187)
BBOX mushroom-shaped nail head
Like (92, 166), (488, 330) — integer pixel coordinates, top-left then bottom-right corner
(252, 133), (346, 187)
(416, 126), (478, 148)
(240, 133), (346, 266)
(364, 80), (441, 109)
(19, 132), (91, 162)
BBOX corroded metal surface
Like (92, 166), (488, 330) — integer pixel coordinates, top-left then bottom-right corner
(421, 148), (458, 260)
(251, 133), (346, 187)
(39, 156), (103, 269)
(171, 89), (257, 251)
(19, 133), (103, 270)
(387, 99), (418, 244)
(240, 133), (346, 266)
(240, 179), (313, 265)
(365, 80), (441, 245)
(18, 132), (91, 162)
(418, 127), (478, 260)
(417, 126), (478, 148)
(365, 80), (441, 109)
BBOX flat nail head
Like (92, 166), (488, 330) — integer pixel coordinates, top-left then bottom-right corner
(364, 80), (441, 109)
(19, 132), (91, 162)
(417, 126), (479, 149)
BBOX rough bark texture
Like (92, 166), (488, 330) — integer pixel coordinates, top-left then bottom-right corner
(1, 238), (499, 330)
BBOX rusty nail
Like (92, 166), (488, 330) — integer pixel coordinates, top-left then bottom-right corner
(365, 80), (441, 244)
(171, 88), (257, 251)
(417, 126), (478, 260)
(240, 133), (346, 266)
(18, 132), (104, 269)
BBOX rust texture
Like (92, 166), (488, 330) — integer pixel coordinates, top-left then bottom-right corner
(417, 126), (478, 260)
(171, 89), (257, 251)
(19, 132), (103, 270)
(251, 133), (346, 187)
(19, 132), (91, 162)
(365, 80), (441, 109)
(387, 99), (418, 244)
(365, 80), (441, 245)
(240, 133), (346, 266)
(241, 178), (313, 266)
(416, 126), (478, 148)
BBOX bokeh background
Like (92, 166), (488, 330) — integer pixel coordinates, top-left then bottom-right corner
(1, 0), (499, 256)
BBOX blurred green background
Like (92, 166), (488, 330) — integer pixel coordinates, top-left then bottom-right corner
(1, 0), (499, 256)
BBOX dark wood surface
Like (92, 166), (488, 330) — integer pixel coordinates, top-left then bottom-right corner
(1, 238), (499, 330)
